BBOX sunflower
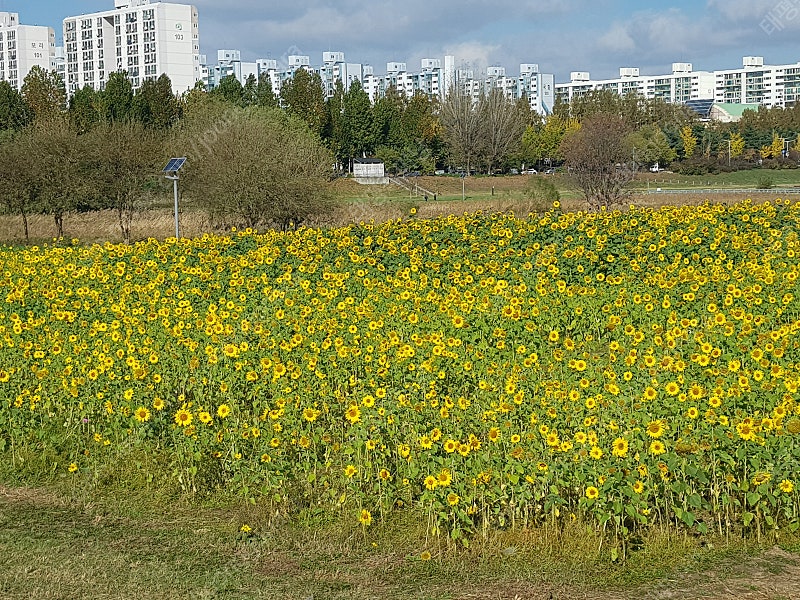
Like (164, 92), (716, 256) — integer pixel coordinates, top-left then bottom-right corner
(585, 486), (599, 500)
(779, 479), (794, 493)
(611, 437), (629, 458)
(174, 409), (192, 427)
(649, 440), (666, 455)
(646, 420), (666, 438)
(217, 404), (231, 418)
(133, 406), (151, 423)
(358, 509), (372, 526)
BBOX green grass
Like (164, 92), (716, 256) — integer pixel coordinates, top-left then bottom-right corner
(2, 481), (799, 600)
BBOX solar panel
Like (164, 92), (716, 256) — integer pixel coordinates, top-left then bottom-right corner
(163, 157), (187, 173)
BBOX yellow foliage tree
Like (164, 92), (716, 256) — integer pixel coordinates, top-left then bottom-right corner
(760, 132), (784, 159)
(680, 126), (697, 158)
(729, 133), (745, 159)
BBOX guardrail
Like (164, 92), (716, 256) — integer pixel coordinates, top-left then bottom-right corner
(645, 188), (800, 194)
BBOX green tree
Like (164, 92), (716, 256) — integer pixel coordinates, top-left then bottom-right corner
(132, 74), (180, 128)
(627, 124), (677, 167)
(83, 121), (165, 243)
(324, 79), (347, 167)
(17, 121), (89, 237)
(280, 69), (327, 137)
(255, 73), (278, 108)
(371, 86), (405, 149)
(69, 85), (102, 133)
(20, 66), (66, 123)
(101, 71), (134, 122)
(520, 114), (579, 166)
(242, 73), (258, 107)
(343, 80), (373, 159)
(0, 81), (31, 131)
(0, 131), (36, 240)
(211, 74), (245, 106)
(182, 106), (335, 230)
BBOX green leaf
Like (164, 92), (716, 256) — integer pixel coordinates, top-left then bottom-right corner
(742, 511), (755, 526)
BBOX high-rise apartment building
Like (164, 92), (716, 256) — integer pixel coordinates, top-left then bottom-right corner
(62, 0), (200, 96)
(0, 12), (56, 90)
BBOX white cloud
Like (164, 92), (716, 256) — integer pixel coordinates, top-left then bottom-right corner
(598, 23), (635, 53)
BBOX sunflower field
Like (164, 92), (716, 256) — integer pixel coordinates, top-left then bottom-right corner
(1, 199), (800, 541)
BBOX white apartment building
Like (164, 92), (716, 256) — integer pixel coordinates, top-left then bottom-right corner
(0, 12), (56, 91)
(63, 0), (200, 96)
(554, 57), (800, 109)
(556, 64), (715, 105)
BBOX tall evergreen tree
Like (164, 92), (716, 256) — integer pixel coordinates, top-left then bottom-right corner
(69, 85), (102, 133)
(255, 72), (278, 108)
(280, 69), (327, 137)
(212, 74), (245, 106)
(102, 71), (135, 122)
(343, 80), (373, 159)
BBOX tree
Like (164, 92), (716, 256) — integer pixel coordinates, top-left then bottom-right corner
(101, 71), (134, 122)
(0, 81), (31, 131)
(280, 69), (327, 138)
(476, 89), (526, 173)
(17, 121), (89, 237)
(680, 125), (697, 159)
(21, 66), (66, 123)
(324, 79), (347, 168)
(212, 74), (245, 106)
(69, 85), (102, 133)
(182, 106), (335, 230)
(371, 86), (405, 149)
(729, 132), (745, 159)
(627, 124), (677, 167)
(83, 121), (164, 243)
(0, 132), (35, 240)
(343, 80), (373, 160)
(132, 74), (180, 128)
(520, 114), (580, 166)
(255, 73), (278, 108)
(242, 73), (258, 107)
(440, 87), (481, 173)
(760, 131), (784, 159)
(561, 112), (634, 208)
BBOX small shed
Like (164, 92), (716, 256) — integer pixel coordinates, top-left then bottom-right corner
(353, 158), (388, 184)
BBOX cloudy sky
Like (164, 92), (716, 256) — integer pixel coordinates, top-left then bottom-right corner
(16, 0), (800, 81)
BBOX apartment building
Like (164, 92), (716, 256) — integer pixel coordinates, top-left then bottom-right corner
(554, 57), (800, 109)
(62, 0), (200, 96)
(0, 11), (56, 90)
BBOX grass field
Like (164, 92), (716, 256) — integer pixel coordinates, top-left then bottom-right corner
(2, 484), (800, 600)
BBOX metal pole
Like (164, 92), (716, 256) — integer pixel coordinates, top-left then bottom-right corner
(173, 177), (180, 239)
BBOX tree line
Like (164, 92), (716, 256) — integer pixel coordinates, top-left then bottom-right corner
(3, 67), (800, 240)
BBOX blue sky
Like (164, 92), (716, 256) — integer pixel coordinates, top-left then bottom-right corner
(12, 0), (800, 80)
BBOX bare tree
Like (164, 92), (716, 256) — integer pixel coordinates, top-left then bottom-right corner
(439, 87), (482, 174)
(560, 112), (635, 209)
(477, 89), (526, 173)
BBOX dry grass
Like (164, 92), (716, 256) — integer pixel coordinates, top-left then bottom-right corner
(0, 178), (793, 245)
